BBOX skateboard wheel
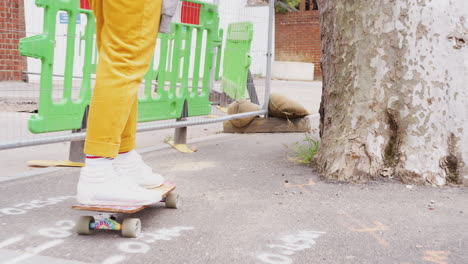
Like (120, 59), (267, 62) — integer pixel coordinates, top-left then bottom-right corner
(75, 216), (95, 235)
(165, 192), (179, 209)
(122, 218), (141, 238)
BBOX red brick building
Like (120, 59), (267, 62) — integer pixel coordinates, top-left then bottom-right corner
(0, 0), (27, 81)
(275, 0), (321, 79)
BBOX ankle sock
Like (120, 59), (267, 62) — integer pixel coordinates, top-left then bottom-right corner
(116, 150), (134, 161)
(85, 155), (113, 167)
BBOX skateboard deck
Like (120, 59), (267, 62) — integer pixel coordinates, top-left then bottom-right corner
(73, 183), (179, 238)
(72, 183), (176, 213)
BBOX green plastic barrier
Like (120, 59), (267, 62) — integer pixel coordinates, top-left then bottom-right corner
(20, 0), (223, 133)
(19, 0), (95, 133)
(221, 22), (253, 100)
(139, 2), (223, 122)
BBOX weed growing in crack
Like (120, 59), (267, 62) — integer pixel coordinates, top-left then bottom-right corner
(287, 133), (320, 165)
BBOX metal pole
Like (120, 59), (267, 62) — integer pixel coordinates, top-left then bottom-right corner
(174, 101), (188, 145)
(210, 0), (219, 90)
(247, 70), (259, 105)
(263, 0), (275, 111)
(174, 125), (187, 145)
(0, 110), (268, 151)
(68, 107), (88, 163)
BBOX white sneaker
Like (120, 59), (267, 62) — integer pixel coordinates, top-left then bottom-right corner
(114, 150), (165, 189)
(76, 162), (161, 206)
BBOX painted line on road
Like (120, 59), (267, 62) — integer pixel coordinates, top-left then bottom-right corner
(423, 250), (450, 264)
(0, 249), (89, 264)
(284, 179), (316, 193)
(339, 211), (389, 247)
(257, 231), (325, 264)
(0, 196), (75, 217)
(101, 226), (194, 264)
(350, 221), (387, 232)
(0, 236), (24, 249)
(3, 239), (64, 264)
(101, 255), (127, 264)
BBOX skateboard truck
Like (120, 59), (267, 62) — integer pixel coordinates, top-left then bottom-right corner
(76, 215), (141, 238)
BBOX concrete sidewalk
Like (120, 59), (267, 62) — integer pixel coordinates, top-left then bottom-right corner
(0, 128), (466, 264)
(0, 80), (323, 177)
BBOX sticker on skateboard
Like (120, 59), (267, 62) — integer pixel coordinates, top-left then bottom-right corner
(72, 183), (179, 238)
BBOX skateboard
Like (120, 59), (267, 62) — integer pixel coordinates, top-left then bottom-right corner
(72, 183), (179, 238)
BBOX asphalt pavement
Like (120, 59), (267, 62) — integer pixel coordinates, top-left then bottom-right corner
(0, 131), (467, 264)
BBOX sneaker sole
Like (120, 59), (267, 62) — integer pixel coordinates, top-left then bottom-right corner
(141, 183), (164, 189)
(76, 198), (161, 207)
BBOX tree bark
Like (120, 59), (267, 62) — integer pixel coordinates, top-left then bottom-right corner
(316, 0), (468, 185)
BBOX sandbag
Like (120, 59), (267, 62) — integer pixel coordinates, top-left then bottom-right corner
(227, 100), (260, 128)
(268, 93), (309, 119)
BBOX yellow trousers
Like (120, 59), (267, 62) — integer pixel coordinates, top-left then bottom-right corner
(84, 0), (162, 158)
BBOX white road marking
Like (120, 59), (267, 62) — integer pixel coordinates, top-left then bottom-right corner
(0, 236), (24, 249)
(0, 249), (88, 264)
(118, 242), (150, 254)
(101, 255), (127, 264)
(38, 228), (72, 238)
(0, 208), (26, 215)
(257, 253), (292, 264)
(0, 196), (75, 216)
(257, 231), (325, 264)
(56, 220), (75, 230)
(102, 226), (194, 263)
(3, 239), (64, 264)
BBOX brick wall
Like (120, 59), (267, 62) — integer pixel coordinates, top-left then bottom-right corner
(0, 0), (27, 81)
(275, 10), (322, 79)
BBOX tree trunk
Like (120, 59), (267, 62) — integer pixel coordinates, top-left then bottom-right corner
(316, 0), (468, 186)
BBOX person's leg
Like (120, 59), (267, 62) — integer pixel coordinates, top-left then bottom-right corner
(85, 0), (162, 158)
(77, 0), (163, 205)
(119, 96), (138, 154)
(107, 1), (165, 188)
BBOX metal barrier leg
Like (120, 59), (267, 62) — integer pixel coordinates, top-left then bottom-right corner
(169, 101), (195, 153)
(220, 93), (229, 108)
(69, 107), (89, 164)
(174, 122), (187, 145)
(175, 100), (188, 145)
(247, 70), (259, 105)
(69, 137), (86, 163)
